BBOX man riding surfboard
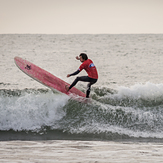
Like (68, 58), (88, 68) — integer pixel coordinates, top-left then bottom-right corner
(66, 53), (98, 98)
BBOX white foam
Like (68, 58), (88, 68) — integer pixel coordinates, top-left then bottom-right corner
(116, 82), (163, 100)
(0, 91), (69, 131)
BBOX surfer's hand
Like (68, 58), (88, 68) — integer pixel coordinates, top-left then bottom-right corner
(76, 56), (80, 60)
(67, 74), (70, 77)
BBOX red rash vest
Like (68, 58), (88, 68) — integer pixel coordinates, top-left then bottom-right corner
(78, 59), (98, 79)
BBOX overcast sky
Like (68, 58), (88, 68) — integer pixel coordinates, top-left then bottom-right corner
(0, 0), (163, 34)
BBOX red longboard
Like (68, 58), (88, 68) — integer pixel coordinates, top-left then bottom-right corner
(14, 57), (86, 98)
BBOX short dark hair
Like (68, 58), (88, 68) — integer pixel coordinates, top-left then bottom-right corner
(80, 53), (88, 60)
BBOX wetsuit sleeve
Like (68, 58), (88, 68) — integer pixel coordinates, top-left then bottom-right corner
(69, 70), (80, 76)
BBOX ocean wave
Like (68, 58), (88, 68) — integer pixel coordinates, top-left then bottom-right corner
(1, 83), (163, 141)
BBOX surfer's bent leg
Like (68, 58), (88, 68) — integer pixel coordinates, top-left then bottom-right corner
(86, 79), (97, 98)
(86, 83), (91, 98)
(69, 76), (88, 90)
(69, 76), (97, 98)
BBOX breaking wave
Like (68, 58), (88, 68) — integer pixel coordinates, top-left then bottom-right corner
(1, 82), (163, 141)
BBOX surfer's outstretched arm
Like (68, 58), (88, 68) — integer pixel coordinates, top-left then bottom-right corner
(67, 70), (80, 77)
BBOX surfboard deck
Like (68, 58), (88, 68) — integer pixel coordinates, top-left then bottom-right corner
(14, 57), (86, 99)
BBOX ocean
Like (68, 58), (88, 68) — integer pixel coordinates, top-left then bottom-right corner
(0, 34), (163, 162)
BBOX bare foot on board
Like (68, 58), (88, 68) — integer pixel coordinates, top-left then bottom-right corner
(65, 85), (70, 92)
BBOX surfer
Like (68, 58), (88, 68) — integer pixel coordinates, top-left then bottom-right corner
(66, 53), (98, 98)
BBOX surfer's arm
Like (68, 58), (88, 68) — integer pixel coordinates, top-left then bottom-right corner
(70, 70), (80, 76)
(67, 70), (80, 77)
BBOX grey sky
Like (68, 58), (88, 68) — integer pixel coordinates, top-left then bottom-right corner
(0, 0), (163, 34)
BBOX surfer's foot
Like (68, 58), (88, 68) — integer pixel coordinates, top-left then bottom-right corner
(65, 85), (70, 92)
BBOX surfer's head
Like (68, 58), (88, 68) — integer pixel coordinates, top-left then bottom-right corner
(79, 53), (88, 62)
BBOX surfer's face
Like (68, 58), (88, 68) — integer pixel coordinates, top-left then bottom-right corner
(79, 56), (85, 62)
